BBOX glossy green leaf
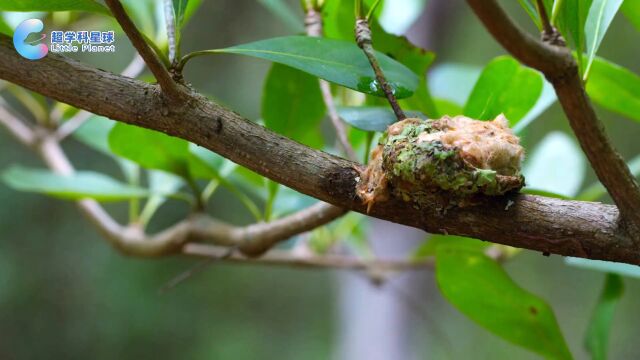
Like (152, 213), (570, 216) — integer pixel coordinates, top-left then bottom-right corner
(521, 188), (571, 199)
(172, 0), (189, 28)
(621, 0), (640, 31)
(0, 0), (110, 14)
(338, 106), (426, 132)
(584, 0), (624, 79)
(413, 235), (488, 260)
(517, 0), (542, 29)
(262, 63), (326, 148)
(215, 36), (419, 99)
(586, 57), (640, 123)
(188, 144), (236, 180)
(464, 56), (543, 126)
(436, 247), (572, 360)
(0, 16), (12, 35)
(524, 132), (586, 198)
(74, 115), (116, 155)
(321, 0), (435, 112)
(108, 123), (190, 178)
(585, 274), (624, 360)
(555, 0), (593, 73)
(512, 80), (556, 134)
(366, 20), (437, 116)
(1, 165), (149, 202)
(433, 98), (464, 117)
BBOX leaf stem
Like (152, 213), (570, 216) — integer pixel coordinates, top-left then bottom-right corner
(354, 18), (406, 121)
(175, 50), (220, 73)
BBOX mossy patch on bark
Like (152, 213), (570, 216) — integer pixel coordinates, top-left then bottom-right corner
(356, 115), (525, 211)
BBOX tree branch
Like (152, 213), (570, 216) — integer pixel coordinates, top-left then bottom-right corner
(466, 0), (640, 234)
(104, 0), (183, 100)
(0, 36), (638, 265)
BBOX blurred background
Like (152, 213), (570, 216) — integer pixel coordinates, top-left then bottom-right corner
(1, 0), (639, 359)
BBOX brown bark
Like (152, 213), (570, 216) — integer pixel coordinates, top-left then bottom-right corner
(0, 36), (637, 265)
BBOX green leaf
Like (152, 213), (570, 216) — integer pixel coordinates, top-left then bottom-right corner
(621, 0), (640, 31)
(108, 123), (191, 178)
(261, 63), (326, 148)
(433, 98), (464, 117)
(338, 106), (427, 132)
(584, 0), (624, 80)
(172, 0), (190, 28)
(74, 115), (116, 155)
(554, 0), (593, 73)
(436, 247), (572, 360)
(517, 0), (542, 28)
(188, 143), (236, 180)
(1, 165), (149, 202)
(412, 234), (489, 260)
(0, 0), (110, 14)
(586, 57), (640, 123)
(215, 36), (419, 99)
(464, 56), (543, 126)
(585, 274), (624, 360)
(320, 0), (435, 112)
(367, 20), (437, 116)
(524, 132), (586, 198)
(0, 16), (12, 35)
(521, 188), (572, 199)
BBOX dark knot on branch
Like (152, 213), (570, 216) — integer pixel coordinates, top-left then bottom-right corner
(355, 19), (372, 49)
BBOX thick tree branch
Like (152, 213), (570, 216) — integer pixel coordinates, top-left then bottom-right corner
(104, 0), (183, 100)
(0, 36), (638, 265)
(466, 0), (640, 234)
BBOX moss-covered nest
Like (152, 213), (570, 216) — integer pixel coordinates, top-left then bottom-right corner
(356, 115), (525, 211)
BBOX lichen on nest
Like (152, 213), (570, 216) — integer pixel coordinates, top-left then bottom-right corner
(356, 115), (525, 212)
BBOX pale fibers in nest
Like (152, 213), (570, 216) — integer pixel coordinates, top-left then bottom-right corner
(357, 114), (525, 212)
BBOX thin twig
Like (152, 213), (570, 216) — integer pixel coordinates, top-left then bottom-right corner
(536, 0), (553, 35)
(355, 18), (406, 121)
(158, 246), (238, 294)
(0, 100), (35, 146)
(535, 0), (565, 45)
(305, 8), (358, 162)
(104, 0), (183, 100)
(183, 243), (433, 271)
